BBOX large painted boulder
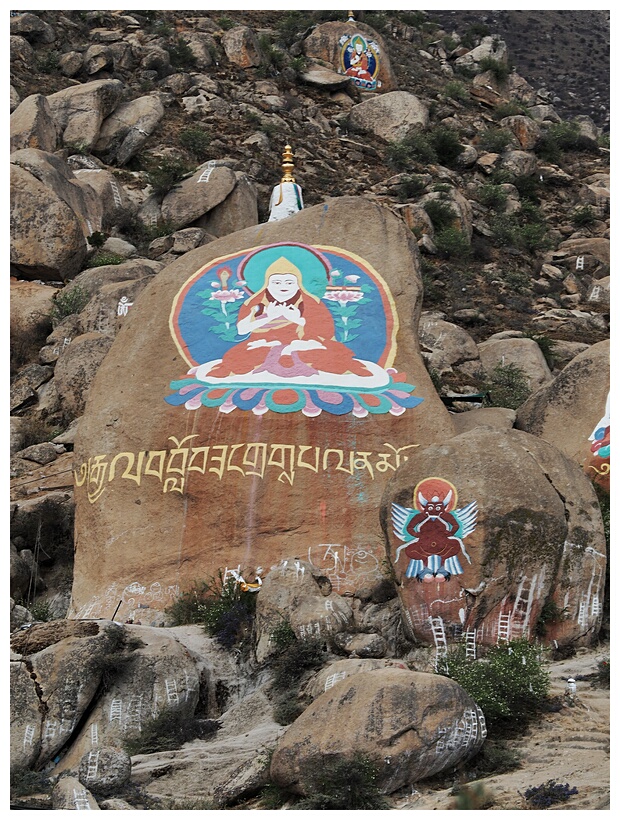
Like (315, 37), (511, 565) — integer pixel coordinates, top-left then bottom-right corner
(70, 197), (454, 622)
(516, 340), (610, 492)
(302, 20), (397, 93)
(380, 428), (606, 650)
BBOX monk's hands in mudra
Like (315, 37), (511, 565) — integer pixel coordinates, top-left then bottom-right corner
(238, 301), (306, 337)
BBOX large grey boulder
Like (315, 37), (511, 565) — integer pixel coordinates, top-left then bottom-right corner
(94, 94), (165, 166)
(221, 26), (263, 68)
(197, 172), (259, 237)
(419, 315), (482, 380)
(348, 91), (429, 143)
(255, 559), (353, 663)
(10, 94), (58, 153)
(46, 79), (124, 152)
(53, 332), (114, 421)
(478, 336), (553, 392)
(10, 621), (126, 773)
(270, 668), (486, 794)
(160, 164), (237, 227)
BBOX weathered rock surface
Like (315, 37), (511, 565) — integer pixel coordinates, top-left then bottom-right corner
(255, 559), (353, 663)
(198, 172), (259, 238)
(70, 197), (455, 622)
(10, 278), (57, 334)
(270, 668), (486, 794)
(419, 315), (483, 380)
(348, 91), (429, 143)
(54, 624), (201, 774)
(78, 747), (132, 796)
(10, 93), (58, 153)
(221, 25), (263, 68)
(10, 620), (125, 773)
(93, 94), (165, 166)
(452, 406), (516, 435)
(10, 160), (88, 281)
(515, 340), (610, 489)
(52, 776), (100, 810)
(160, 164), (237, 227)
(53, 332), (114, 421)
(304, 657), (407, 700)
(478, 336), (553, 392)
(381, 427), (606, 648)
(46, 79), (124, 151)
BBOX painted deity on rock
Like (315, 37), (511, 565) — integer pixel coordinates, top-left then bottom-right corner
(392, 477), (478, 583)
(338, 33), (381, 90)
(167, 243), (422, 417)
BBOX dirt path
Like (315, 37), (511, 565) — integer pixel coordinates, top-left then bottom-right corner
(392, 645), (610, 810)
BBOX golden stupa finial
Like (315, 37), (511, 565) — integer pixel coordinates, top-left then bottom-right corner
(281, 144), (295, 183)
(347, 10), (355, 21)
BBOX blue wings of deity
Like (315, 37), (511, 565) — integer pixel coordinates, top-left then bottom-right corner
(391, 500), (478, 542)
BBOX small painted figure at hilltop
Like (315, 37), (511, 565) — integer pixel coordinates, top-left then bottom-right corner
(392, 477), (478, 583)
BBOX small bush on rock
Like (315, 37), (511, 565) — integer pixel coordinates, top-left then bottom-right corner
(435, 227), (471, 259)
(484, 362), (531, 409)
(49, 284), (90, 325)
(124, 707), (220, 755)
(478, 56), (510, 82)
(179, 126), (211, 159)
(145, 156), (193, 196)
(442, 639), (549, 732)
(294, 753), (389, 810)
(166, 573), (256, 650)
(594, 657), (609, 689)
(10, 768), (52, 798)
(523, 780), (578, 808)
(424, 198), (457, 232)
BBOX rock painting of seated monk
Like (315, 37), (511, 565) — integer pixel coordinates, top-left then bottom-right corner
(392, 477), (478, 583)
(166, 242), (423, 417)
(339, 33), (380, 90)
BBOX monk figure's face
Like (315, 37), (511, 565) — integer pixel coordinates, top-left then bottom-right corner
(267, 273), (299, 301)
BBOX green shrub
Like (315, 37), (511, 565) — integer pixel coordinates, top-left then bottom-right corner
(478, 56), (510, 82)
(294, 753), (389, 810)
(595, 657), (609, 688)
(451, 782), (495, 810)
(404, 131), (438, 164)
(87, 230), (107, 248)
(535, 599), (566, 637)
(467, 739), (522, 777)
(396, 175), (426, 201)
(489, 213), (549, 253)
(572, 205), (597, 228)
(434, 227), (470, 259)
(259, 783), (289, 809)
(290, 55), (308, 75)
(493, 101), (530, 119)
(484, 362), (531, 409)
(536, 121), (594, 163)
(270, 619), (298, 652)
(429, 125), (464, 166)
(10, 769), (52, 798)
(443, 639), (549, 731)
(524, 332), (556, 369)
(217, 15), (235, 30)
(273, 691), (306, 725)
(397, 11), (427, 28)
(423, 198), (457, 232)
(123, 707), (220, 755)
(145, 156), (192, 195)
(36, 50), (60, 74)
(49, 284), (90, 325)
(477, 183), (508, 211)
(85, 252), (126, 268)
(167, 573), (256, 650)
(443, 80), (468, 102)
(168, 37), (197, 70)
(462, 23), (490, 48)
(258, 34), (286, 71)
(28, 599), (55, 622)
(479, 127), (514, 154)
(275, 11), (315, 46)
(179, 126), (211, 159)
(386, 140), (415, 171)
(270, 634), (325, 691)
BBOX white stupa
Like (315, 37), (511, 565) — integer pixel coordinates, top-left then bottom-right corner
(268, 144), (304, 222)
